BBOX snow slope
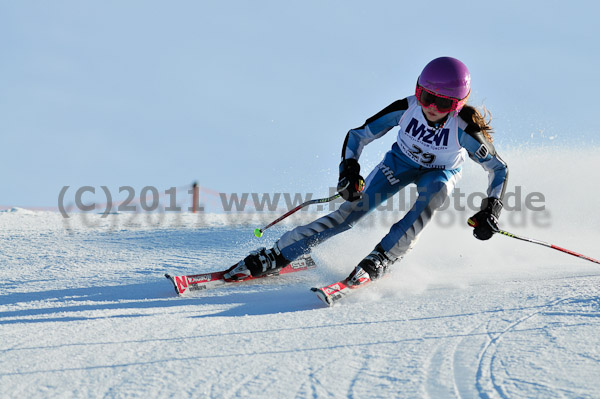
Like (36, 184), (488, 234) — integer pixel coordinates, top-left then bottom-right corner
(1, 147), (599, 398)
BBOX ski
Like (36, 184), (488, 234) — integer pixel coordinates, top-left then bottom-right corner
(165, 255), (317, 296)
(311, 277), (371, 307)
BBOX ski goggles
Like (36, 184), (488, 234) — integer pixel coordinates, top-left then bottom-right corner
(415, 85), (468, 113)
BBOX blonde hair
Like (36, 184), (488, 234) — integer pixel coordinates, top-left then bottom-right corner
(459, 105), (494, 143)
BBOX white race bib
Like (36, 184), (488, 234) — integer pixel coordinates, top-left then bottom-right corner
(397, 96), (467, 170)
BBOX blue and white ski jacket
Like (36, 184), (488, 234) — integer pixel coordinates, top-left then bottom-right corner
(341, 96), (509, 199)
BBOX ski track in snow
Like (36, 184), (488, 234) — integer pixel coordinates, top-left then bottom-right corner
(0, 210), (599, 398)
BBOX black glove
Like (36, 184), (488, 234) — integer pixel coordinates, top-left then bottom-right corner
(468, 197), (502, 240)
(337, 158), (365, 202)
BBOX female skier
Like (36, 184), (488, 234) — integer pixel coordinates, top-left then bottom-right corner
(224, 56), (509, 286)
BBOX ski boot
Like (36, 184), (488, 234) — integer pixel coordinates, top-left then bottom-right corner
(347, 244), (397, 286)
(223, 245), (290, 282)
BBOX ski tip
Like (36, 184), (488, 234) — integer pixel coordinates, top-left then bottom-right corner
(164, 273), (182, 296)
(311, 287), (334, 307)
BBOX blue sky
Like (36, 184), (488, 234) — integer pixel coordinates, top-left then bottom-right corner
(1, 0), (599, 208)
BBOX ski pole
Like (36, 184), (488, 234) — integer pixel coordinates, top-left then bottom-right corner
(254, 193), (341, 237)
(468, 218), (600, 265)
(496, 229), (600, 264)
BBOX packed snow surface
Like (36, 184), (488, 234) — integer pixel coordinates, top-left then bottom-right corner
(1, 147), (599, 398)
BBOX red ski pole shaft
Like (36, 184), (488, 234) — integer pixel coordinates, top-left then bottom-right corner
(254, 193), (341, 237)
(497, 229), (600, 265)
(468, 217), (600, 265)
